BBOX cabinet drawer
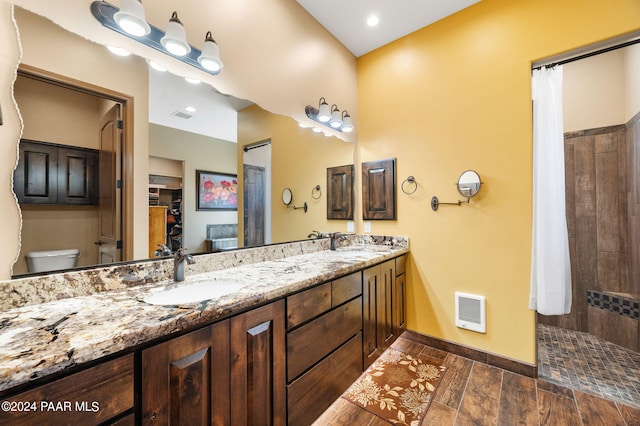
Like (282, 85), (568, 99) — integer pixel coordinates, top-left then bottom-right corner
(0, 354), (134, 426)
(287, 333), (362, 426)
(287, 282), (331, 328)
(395, 254), (406, 276)
(287, 297), (362, 381)
(331, 272), (362, 307)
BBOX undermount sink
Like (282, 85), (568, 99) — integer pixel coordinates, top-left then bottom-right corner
(143, 279), (245, 305)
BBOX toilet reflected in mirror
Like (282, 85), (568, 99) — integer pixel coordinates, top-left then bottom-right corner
(26, 249), (80, 273)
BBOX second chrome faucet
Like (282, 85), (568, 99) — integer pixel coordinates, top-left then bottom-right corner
(174, 248), (195, 282)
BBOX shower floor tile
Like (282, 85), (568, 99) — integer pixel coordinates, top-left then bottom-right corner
(538, 323), (640, 409)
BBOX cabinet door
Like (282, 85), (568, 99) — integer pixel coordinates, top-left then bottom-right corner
(14, 140), (58, 204)
(363, 265), (383, 368)
(57, 146), (98, 204)
(141, 320), (231, 425)
(380, 260), (396, 349)
(230, 300), (286, 426)
(394, 272), (407, 336)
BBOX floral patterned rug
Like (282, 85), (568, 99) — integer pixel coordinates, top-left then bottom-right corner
(342, 347), (446, 425)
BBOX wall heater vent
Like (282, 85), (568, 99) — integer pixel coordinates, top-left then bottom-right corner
(455, 292), (486, 333)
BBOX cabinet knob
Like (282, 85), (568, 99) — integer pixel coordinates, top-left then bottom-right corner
(94, 240), (105, 246)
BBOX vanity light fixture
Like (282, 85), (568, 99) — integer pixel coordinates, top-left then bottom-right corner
(304, 98), (355, 133)
(161, 12), (191, 56)
(341, 111), (353, 132)
(198, 31), (223, 72)
(113, 0), (150, 36)
(329, 105), (342, 128)
(317, 98), (331, 122)
(91, 2), (223, 76)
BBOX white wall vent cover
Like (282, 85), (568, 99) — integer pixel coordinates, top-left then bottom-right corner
(455, 292), (486, 333)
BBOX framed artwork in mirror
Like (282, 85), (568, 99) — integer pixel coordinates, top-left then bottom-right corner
(326, 164), (354, 220)
(196, 170), (238, 211)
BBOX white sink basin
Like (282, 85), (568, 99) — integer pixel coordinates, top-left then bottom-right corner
(143, 279), (245, 305)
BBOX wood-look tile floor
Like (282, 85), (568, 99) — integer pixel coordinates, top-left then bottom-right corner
(315, 334), (640, 425)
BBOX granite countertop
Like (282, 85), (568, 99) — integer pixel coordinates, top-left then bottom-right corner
(0, 243), (408, 393)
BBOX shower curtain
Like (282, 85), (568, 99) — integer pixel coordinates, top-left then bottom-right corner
(529, 66), (572, 315)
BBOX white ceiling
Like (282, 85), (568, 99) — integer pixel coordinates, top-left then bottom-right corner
(149, 70), (252, 142)
(296, 0), (481, 57)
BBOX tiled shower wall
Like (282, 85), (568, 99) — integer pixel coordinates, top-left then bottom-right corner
(627, 111), (640, 300)
(538, 122), (631, 333)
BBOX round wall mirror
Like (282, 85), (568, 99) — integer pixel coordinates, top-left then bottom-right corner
(282, 188), (293, 206)
(457, 170), (482, 198)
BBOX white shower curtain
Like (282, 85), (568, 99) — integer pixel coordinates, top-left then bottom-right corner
(529, 66), (572, 315)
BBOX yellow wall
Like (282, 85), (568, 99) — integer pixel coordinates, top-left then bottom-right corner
(237, 105), (355, 244)
(357, 0), (640, 364)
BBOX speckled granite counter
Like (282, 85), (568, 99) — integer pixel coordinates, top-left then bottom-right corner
(0, 235), (408, 394)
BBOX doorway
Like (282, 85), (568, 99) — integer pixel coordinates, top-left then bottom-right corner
(534, 40), (640, 408)
(12, 65), (133, 274)
(242, 140), (271, 247)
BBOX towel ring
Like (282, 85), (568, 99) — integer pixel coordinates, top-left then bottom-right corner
(401, 176), (418, 195)
(311, 184), (321, 200)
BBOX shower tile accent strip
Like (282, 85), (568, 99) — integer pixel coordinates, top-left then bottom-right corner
(587, 290), (640, 319)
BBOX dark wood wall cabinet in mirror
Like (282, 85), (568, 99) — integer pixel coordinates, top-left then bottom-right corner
(326, 164), (354, 220)
(362, 158), (396, 220)
(14, 139), (98, 205)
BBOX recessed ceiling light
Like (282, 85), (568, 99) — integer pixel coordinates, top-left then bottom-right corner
(185, 106), (196, 113)
(147, 60), (167, 72)
(366, 15), (379, 27)
(106, 45), (131, 56)
(185, 77), (201, 84)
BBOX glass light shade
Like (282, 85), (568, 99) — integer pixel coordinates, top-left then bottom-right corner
(317, 99), (331, 122)
(161, 12), (191, 56)
(198, 32), (223, 73)
(341, 111), (353, 132)
(329, 107), (342, 128)
(114, 0), (150, 36)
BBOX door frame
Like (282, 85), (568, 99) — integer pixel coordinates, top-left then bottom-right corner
(17, 64), (134, 261)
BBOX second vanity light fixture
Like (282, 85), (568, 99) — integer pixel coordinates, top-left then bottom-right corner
(305, 97), (354, 133)
(92, 1), (224, 75)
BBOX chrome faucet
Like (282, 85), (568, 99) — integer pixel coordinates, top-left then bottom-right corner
(174, 248), (195, 282)
(329, 232), (346, 250)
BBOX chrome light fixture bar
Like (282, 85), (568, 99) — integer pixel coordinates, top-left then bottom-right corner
(305, 98), (354, 133)
(91, 1), (223, 75)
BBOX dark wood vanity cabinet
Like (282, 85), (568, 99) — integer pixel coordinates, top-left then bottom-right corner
(286, 272), (363, 426)
(14, 140), (98, 205)
(363, 256), (406, 369)
(395, 255), (407, 337)
(230, 300), (286, 426)
(0, 354), (134, 426)
(141, 320), (231, 425)
(141, 300), (285, 426)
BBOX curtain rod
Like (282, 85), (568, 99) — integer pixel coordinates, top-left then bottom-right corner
(532, 37), (640, 71)
(243, 140), (271, 152)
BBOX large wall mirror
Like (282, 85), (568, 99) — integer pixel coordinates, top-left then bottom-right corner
(9, 6), (355, 277)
